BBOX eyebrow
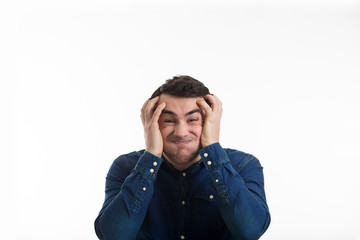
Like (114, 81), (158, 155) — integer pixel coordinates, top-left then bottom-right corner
(162, 109), (201, 117)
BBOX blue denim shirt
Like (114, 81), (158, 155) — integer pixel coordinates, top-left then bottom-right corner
(95, 143), (270, 240)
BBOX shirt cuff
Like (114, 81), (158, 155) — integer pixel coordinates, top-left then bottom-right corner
(199, 142), (230, 165)
(199, 142), (231, 204)
(134, 151), (163, 179)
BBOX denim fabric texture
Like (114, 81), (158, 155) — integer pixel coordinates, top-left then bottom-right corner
(95, 143), (270, 240)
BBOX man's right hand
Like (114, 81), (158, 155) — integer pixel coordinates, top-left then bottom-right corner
(141, 96), (166, 157)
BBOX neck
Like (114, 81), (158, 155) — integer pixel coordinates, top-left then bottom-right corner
(163, 153), (201, 171)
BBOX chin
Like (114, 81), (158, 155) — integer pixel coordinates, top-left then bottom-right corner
(171, 149), (199, 163)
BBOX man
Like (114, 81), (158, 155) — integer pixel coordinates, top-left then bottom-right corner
(94, 75), (271, 240)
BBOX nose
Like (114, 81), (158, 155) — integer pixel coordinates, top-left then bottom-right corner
(173, 121), (189, 138)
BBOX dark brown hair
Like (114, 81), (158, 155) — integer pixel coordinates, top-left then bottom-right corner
(150, 75), (210, 99)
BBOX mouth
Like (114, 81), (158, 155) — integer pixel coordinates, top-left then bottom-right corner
(172, 140), (192, 145)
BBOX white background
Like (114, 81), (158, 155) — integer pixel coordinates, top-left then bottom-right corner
(2, 0), (360, 239)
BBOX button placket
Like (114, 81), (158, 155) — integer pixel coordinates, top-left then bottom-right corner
(179, 168), (188, 240)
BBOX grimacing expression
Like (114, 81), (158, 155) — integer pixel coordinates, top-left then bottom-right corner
(157, 94), (203, 167)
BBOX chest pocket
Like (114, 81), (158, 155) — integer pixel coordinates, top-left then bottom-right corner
(191, 189), (224, 233)
(192, 189), (217, 214)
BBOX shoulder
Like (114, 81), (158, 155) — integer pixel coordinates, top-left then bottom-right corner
(223, 148), (262, 172)
(107, 150), (145, 179)
(114, 149), (145, 169)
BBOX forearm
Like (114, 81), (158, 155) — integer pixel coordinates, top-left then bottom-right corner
(95, 152), (162, 240)
(200, 143), (270, 240)
(94, 175), (151, 240)
(217, 173), (270, 239)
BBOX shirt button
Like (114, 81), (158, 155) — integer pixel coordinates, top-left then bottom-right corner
(153, 161), (158, 167)
(142, 187), (146, 191)
(149, 168), (154, 173)
(215, 179), (219, 183)
(182, 172), (186, 177)
(207, 161), (212, 166)
(181, 200), (186, 205)
(180, 236), (185, 240)
(209, 195), (214, 200)
(203, 153), (208, 157)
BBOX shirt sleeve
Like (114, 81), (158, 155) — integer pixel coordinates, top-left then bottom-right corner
(94, 151), (163, 240)
(199, 143), (271, 240)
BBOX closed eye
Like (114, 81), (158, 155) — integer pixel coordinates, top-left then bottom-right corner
(188, 118), (199, 122)
(164, 119), (176, 123)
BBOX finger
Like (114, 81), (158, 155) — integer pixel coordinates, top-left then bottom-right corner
(152, 102), (166, 122)
(204, 94), (222, 112)
(141, 98), (151, 125)
(141, 98), (151, 113)
(143, 96), (160, 123)
(197, 98), (212, 115)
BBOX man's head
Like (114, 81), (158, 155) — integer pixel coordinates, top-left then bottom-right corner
(151, 75), (211, 170)
(150, 75), (210, 99)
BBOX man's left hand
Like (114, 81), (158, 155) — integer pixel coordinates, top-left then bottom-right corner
(197, 94), (223, 148)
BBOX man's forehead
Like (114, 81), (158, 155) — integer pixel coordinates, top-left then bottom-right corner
(158, 94), (203, 116)
(158, 94), (203, 104)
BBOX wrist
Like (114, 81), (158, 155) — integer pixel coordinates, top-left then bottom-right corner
(146, 147), (163, 157)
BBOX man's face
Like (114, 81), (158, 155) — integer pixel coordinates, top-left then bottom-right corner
(158, 94), (203, 168)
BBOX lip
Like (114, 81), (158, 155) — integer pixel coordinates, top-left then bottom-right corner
(173, 140), (192, 145)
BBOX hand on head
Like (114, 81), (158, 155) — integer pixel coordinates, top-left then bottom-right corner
(141, 94), (222, 157)
(141, 96), (166, 157)
(196, 94), (223, 148)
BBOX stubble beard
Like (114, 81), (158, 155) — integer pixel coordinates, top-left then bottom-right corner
(163, 145), (201, 169)
(175, 148), (199, 163)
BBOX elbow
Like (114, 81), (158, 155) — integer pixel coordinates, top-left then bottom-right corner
(95, 215), (115, 240)
(94, 215), (135, 240)
(94, 216), (104, 240)
(233, 212), (271, 240)
(246, 212), (271, 240)
(260, 211), (271, 236)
